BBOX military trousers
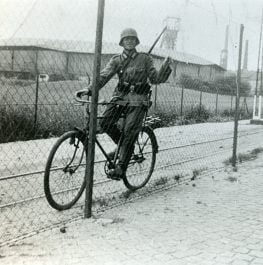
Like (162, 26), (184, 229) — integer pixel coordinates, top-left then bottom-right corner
(99, 102), (146, 171)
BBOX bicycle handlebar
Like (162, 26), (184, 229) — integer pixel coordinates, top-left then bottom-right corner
(74, 89), (91, 104)
(74, 89), (110, 105)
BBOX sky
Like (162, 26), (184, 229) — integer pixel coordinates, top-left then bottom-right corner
(0, 0), (262, 71)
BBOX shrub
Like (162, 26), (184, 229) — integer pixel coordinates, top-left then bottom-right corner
(184, 104), (211, 122)
(179, 74), (196, 90)
(0, 104), (83, 143)
(150, 108), (179, 128)
(213, 75), (251, 96)
(49, 73), (66, 82)
(0, 105), (36, 143)
(0, 77), (35, 87)
(48, 73), (79, 82)
(179, 74), (252, 96)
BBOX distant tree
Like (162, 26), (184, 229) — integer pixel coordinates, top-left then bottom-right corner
(213, 75), (251, 96)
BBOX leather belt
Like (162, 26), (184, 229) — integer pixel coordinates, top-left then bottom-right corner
(118, 82), (151, 95)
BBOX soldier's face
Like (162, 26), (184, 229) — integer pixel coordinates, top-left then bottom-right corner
(122, 37), (137, 50)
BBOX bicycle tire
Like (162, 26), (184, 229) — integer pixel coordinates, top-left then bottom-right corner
(44, 130), (87, 211)
(123, 126), (157, 191)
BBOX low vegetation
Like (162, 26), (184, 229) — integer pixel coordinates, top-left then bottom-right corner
(0, 76), (253, 143)
(224, 147), (263, 165)
(151, 103), (251, 129)
(0, 103), (83, 143)
(0, 99), (252, 143)
(179, 74), (252, 97)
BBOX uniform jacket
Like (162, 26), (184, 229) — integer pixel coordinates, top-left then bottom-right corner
(99, 49), (172, 106)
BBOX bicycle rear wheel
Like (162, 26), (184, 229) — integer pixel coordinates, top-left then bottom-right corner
(123, 127), (157, 191)
(44, 130), (87, 211)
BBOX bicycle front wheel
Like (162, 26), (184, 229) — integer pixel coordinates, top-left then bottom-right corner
(44, 130), (87, 211)
(123, 127), (157, 191)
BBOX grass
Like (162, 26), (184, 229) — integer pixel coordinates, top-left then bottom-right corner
(119, 190), (134, 199)
(190, 168), (207, 181)
(0, 79), (254, 143)
(226, 176), (238, 182)
(153, 177), (169, 187)
(93, 197), (109, 208)
(224, 147), (263, 166)
(0, 103), (84, 143)
(173, 173), (182, 182)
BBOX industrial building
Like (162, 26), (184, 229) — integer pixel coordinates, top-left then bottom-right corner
(0, 38), (225, 83)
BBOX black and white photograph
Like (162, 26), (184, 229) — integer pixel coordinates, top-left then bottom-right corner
(0, 0), (263, 264)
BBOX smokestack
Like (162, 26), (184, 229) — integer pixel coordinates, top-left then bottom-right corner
(243, 40), (248, 71)
(220, 25), (229, 69)
(224, 25), (229, 50)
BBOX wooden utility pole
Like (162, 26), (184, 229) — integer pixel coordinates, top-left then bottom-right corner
(232, 24), (244, 167)
(255, 9), (263, 96)
(84, 0), (105, 218)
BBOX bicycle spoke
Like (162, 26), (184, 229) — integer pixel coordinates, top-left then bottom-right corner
(44, 131), (87, 210)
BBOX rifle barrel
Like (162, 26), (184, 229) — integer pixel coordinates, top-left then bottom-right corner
(148, 26), (167, 54)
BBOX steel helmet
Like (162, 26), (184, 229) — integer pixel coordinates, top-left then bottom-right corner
(119, 28), (140, 46)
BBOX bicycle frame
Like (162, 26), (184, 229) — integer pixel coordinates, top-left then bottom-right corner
(75, 98), (128, 170)
(74, 90), (159, 168)
(44, 90), (160, 211)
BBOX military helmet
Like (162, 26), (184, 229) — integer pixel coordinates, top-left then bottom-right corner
(119, 28), (140, 46)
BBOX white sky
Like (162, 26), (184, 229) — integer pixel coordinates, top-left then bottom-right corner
(0, 0), (262, 70)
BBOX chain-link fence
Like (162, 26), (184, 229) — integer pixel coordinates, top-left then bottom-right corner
(1, 0), (263, 246)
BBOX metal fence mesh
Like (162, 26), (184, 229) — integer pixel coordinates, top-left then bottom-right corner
(1, 0), (263, 246)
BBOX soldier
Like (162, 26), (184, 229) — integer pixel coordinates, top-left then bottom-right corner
(83, 28), (172, 180)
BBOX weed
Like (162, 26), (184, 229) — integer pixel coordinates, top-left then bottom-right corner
(119, 190), (133, 200)
(227, 176), (237, 182)
(237, 153), (257, 162)
(93, 198), (108, 207)
(111, 217), (125, 224)
(153, 177), (168, 187)
(184, 104), (211, 122)
(149, 108), (179, 128)
(191, 168), (206, 180)
(224, 147), (263, 166)
(251, 147), (263, 155)
(174, 174), (182, 182)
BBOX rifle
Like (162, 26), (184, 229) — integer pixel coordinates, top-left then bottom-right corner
(148, 26), (167, 54)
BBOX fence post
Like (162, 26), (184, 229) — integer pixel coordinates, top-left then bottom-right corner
(180, 86), (184, 119)
(34, 50), (39, 134)
(199, 90), (203, 118)
(215, 90), (218, 115)
(84, 0), (105, 218)
(230, 94), (233, 112)
(232, 24), (244, 167)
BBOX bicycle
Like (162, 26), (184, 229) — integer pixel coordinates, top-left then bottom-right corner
(44, 89), (160, 211)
